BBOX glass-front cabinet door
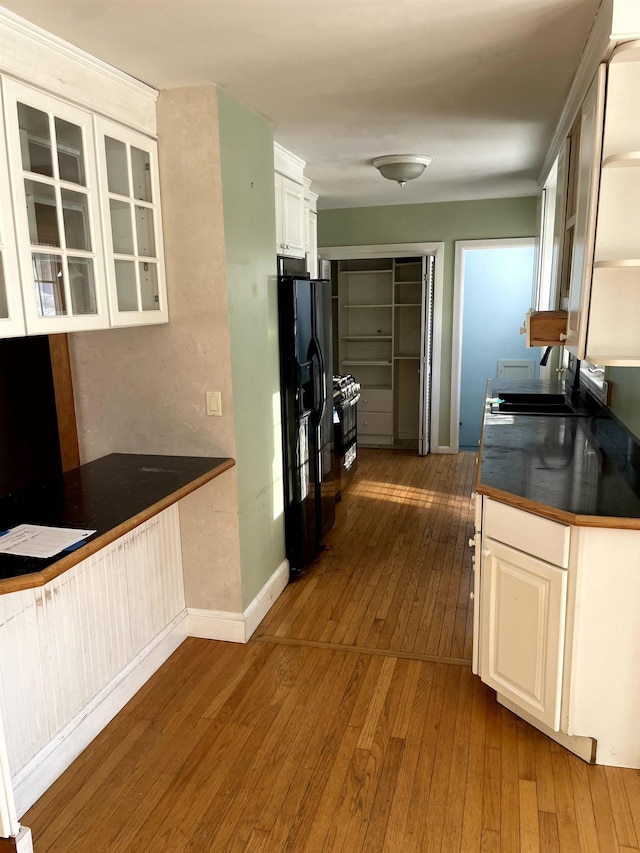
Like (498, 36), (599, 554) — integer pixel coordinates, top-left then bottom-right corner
(96, 118), (168, 326)
(2, 79), (109, 334)
(0, 88), (25, 338)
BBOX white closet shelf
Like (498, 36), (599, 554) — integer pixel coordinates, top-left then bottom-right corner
(395, 355), (420, 360)
(593, 259), (640, 268)
(340, 269), (392, 275)
(602, 152), (640, 167)
(340, 335), (392, 340)
(341, 302), (393, 308)
(394, 303), (422, 308)
(341, 359), (392, 366)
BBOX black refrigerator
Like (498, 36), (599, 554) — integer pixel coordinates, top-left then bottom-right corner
(278, 276), (335, 575)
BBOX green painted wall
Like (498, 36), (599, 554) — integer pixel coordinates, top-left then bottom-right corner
(217, 88), (286, 608)
(318, 197), (538, 446)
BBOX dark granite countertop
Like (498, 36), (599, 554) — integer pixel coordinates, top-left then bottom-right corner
(0, 453), (235, 593)
(477, 379), (640, 528)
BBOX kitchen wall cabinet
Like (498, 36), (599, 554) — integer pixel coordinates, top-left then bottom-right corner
(275, 172), (305, 258)
(534, 36), (640, 365)
(0, 11), (168, 338)
(304, 178), (318, 278)
(0, 88), (25, 339)
(97, 118), (168, 326)
(274, 143), (306, 259)
(3, 79), (110, 334)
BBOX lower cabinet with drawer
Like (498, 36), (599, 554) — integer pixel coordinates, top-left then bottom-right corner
(480, 537), (568, 731)
(357, 390), (393, 446)
(473, 494), (640, 767)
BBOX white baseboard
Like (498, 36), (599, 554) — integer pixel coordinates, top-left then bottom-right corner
(188, 559), (289, 643)
(12, 611), (188, 818)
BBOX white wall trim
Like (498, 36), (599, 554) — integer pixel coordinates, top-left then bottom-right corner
(188, 559), (289, 643)
(12, 611), (188, 818)
(451, 238), (536, 453)
(319, 242), (446, 451)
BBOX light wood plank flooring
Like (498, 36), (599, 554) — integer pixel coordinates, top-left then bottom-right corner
(24, 450), (640, 852)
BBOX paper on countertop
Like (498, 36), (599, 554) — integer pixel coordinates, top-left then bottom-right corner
(0, 524), (96, 558)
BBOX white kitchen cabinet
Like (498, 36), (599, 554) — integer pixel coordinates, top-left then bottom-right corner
(304, 179), (318, 278)
(474, 489), (640, 767)
(564, 65), (606, 358)
(480, 537), (568, 731)
(0, 88), (25, 339)
(0, 12), (168, 338)
(96, 118), (168, 326)
(3, 78), (110, 334)
(275, 172), (305, 258)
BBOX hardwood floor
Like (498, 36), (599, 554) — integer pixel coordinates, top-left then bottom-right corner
(24, 450), (640, 852)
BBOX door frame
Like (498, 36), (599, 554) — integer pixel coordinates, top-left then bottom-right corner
(319, 242), (445, 453)
(451, 237), (536, 452)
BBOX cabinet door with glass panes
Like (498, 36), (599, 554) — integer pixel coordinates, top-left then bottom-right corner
(96, 118), (167, 326)
(0, 88), (25, 338)
(2, 79), (109, 334)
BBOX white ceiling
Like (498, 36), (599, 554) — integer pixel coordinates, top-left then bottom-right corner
(2, 0), (602, 209)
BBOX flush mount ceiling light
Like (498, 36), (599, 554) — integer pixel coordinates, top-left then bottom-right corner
(372, 154), (433, 187)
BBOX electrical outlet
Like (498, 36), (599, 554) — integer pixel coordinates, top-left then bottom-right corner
(205, 391), (222, 416)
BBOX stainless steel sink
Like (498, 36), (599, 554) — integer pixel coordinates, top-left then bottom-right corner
(491, 391), (584, 416)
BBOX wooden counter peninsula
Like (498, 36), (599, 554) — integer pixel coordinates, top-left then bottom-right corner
(0, 453), (236, 822)
(0, 453), (235, 594)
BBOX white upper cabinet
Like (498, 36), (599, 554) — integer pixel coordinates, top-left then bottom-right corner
(275, 173), (305, 258)
(274, 142), (306, 259)
(3, 79), (109, 334)
(96, 119), (167, 326)
(564, 66), (606, 359)
(0, 8), (167, 338)
(0, 88), (25, 338)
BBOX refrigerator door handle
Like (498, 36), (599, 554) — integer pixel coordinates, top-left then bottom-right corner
(309, 336), (326, 424)
(315, 334), (327, 421)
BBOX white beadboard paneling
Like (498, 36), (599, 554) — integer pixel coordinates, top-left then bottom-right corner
(0, 505), (185, 779)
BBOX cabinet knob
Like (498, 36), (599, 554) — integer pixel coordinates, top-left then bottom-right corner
(468, 538), (475, 548)
(469, 592), (475, 601)
(520, 325), (527, 335)
(559, 333), (567, 341)
(470, 491), (476, 500)
(363, 398), (368, 404)
(482, 549), (491, 558)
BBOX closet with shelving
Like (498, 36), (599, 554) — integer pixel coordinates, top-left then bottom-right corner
(336, 255), (433, 451)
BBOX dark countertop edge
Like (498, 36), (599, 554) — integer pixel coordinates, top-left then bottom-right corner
(0, 457), (236, 596)
(475, 380), (640, 531)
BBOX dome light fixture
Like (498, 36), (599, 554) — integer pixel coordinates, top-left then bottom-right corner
(372, 154), (433, 187)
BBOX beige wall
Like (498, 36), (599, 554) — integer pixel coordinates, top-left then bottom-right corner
(69, 86), (243, 612)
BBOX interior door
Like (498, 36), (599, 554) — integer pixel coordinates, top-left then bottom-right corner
(418, 255), (434, 456)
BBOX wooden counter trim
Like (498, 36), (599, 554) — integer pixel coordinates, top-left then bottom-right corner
(476, 479), (640, 531)
(0, 457), (236, 596)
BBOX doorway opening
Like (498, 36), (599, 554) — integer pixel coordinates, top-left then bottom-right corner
(319, 242), (445, 455)
(451, 238), (537, 451)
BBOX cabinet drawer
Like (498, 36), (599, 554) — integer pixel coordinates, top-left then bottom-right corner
(359, 389), (392, 412)
(484, 498), (570, 568)
(358, 412), (392, 435)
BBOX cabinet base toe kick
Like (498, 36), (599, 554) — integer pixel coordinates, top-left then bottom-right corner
(497, 695), (596, 764)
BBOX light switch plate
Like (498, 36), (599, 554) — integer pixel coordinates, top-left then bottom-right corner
(205, 391), (222, 416)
